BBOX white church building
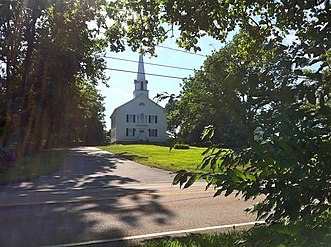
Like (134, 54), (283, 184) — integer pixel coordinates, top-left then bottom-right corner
(110, 55), (167, 144)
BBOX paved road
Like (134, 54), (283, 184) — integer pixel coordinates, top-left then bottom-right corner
(0, 147), (260, 247)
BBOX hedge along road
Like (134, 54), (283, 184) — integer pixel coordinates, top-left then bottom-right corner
(0, 147), (262, 247)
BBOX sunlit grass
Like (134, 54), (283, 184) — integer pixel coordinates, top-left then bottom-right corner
(98, 144), (213, 172)
(135, 231), (242, 247)
(0, 149), (68, 184)
(133, 220), (331, 247)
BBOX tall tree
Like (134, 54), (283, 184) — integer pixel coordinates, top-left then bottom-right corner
(168, 36), (254, 147)
(0, 0), (109, 159)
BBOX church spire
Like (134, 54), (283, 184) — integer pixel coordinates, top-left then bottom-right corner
(137, 55), (145, 81)
(133, 54), (149, 98)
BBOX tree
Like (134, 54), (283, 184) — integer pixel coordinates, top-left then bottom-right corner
(167, 37), (253, 147)
(164, 96), (181, 138)
(0, 0), (110, 159)
(110, 0), (331, 224)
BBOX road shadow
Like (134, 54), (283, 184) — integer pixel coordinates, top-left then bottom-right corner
(0, 147), (176, 247)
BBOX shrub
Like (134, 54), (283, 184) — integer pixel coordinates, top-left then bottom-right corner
(174, 144), (190, 149)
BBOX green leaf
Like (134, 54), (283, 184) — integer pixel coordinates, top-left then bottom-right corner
(233, 168), (246, 181)
(205, 180), (213, 191)
(201, 146), (213, 156)
(213, 189), (223, 197)
(199, 156), (211, 170)
(179, 173), (189, 188)
(225, 186), (234, 196)
(210, 156), (218, 171)
(227, 168), (239, 182)
(172, 170), (187, 185)
(184, 174), (198, 189)
(201, 125), (214, 141)
(246, 173), (256, 182)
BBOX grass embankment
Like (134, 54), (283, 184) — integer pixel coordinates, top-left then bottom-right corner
(135, 222), (331, 247)
(0, 149), (68, 184)
(99, 144), (209, 172)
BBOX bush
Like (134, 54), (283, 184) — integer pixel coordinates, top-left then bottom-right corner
(174, 144), (190, 149)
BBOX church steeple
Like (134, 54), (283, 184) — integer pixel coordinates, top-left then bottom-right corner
(133, 55), (149, 98)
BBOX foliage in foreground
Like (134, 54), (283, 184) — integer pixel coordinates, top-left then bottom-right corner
(0, 149), (68, 184)
(174, 41), (329, 225)
(172, 30), (330, 224)
(108, 0), (331, 225)
(136, 219), (331, 247)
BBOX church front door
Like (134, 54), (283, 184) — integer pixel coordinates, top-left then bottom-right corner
(138, 128), (146, 141)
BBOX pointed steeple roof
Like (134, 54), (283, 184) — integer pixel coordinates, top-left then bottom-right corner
(137, 54), (145, 81)
(133, 54), (149, 98)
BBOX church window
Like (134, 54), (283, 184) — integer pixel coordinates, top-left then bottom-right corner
(139, 102), (145, 106)
(140, 81), (144, 90)
(126, 114), (135, 123)
(137, 113), (146, 123)
(148, 129), (158, 137)
(149, 115), (158, 123)
(126, 128), (136, 136)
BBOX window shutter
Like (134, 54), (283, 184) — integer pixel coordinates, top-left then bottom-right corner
(126, 114), (128, 122)
(155, 115), (158, 123)
(126, 128), (128, 136)
(133, 115), (136, 123)
(149, 115), (151, 123)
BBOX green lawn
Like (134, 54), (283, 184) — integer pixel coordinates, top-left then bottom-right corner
(135, 231), (242, 247)
(134, 221), (331, 247)
(98, 144), (209, 172)
(0, 149), (68, 184)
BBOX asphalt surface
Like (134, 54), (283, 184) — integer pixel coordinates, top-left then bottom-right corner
(0, 147), (260, 247)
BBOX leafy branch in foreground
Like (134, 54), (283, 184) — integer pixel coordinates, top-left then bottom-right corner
(172, 29), (330, 224)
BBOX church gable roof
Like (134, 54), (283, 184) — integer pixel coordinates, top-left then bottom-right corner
(110, 55), (165, 119)
(110, 96), (164, 118)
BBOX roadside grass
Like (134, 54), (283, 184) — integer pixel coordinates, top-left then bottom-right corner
(0, 149), (68, 184)
(134, 221), (331, 247)
(135, 231), (242, 247)
(98, 144), (214, 172)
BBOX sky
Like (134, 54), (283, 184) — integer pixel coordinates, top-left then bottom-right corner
(98, 36), (224, 130)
